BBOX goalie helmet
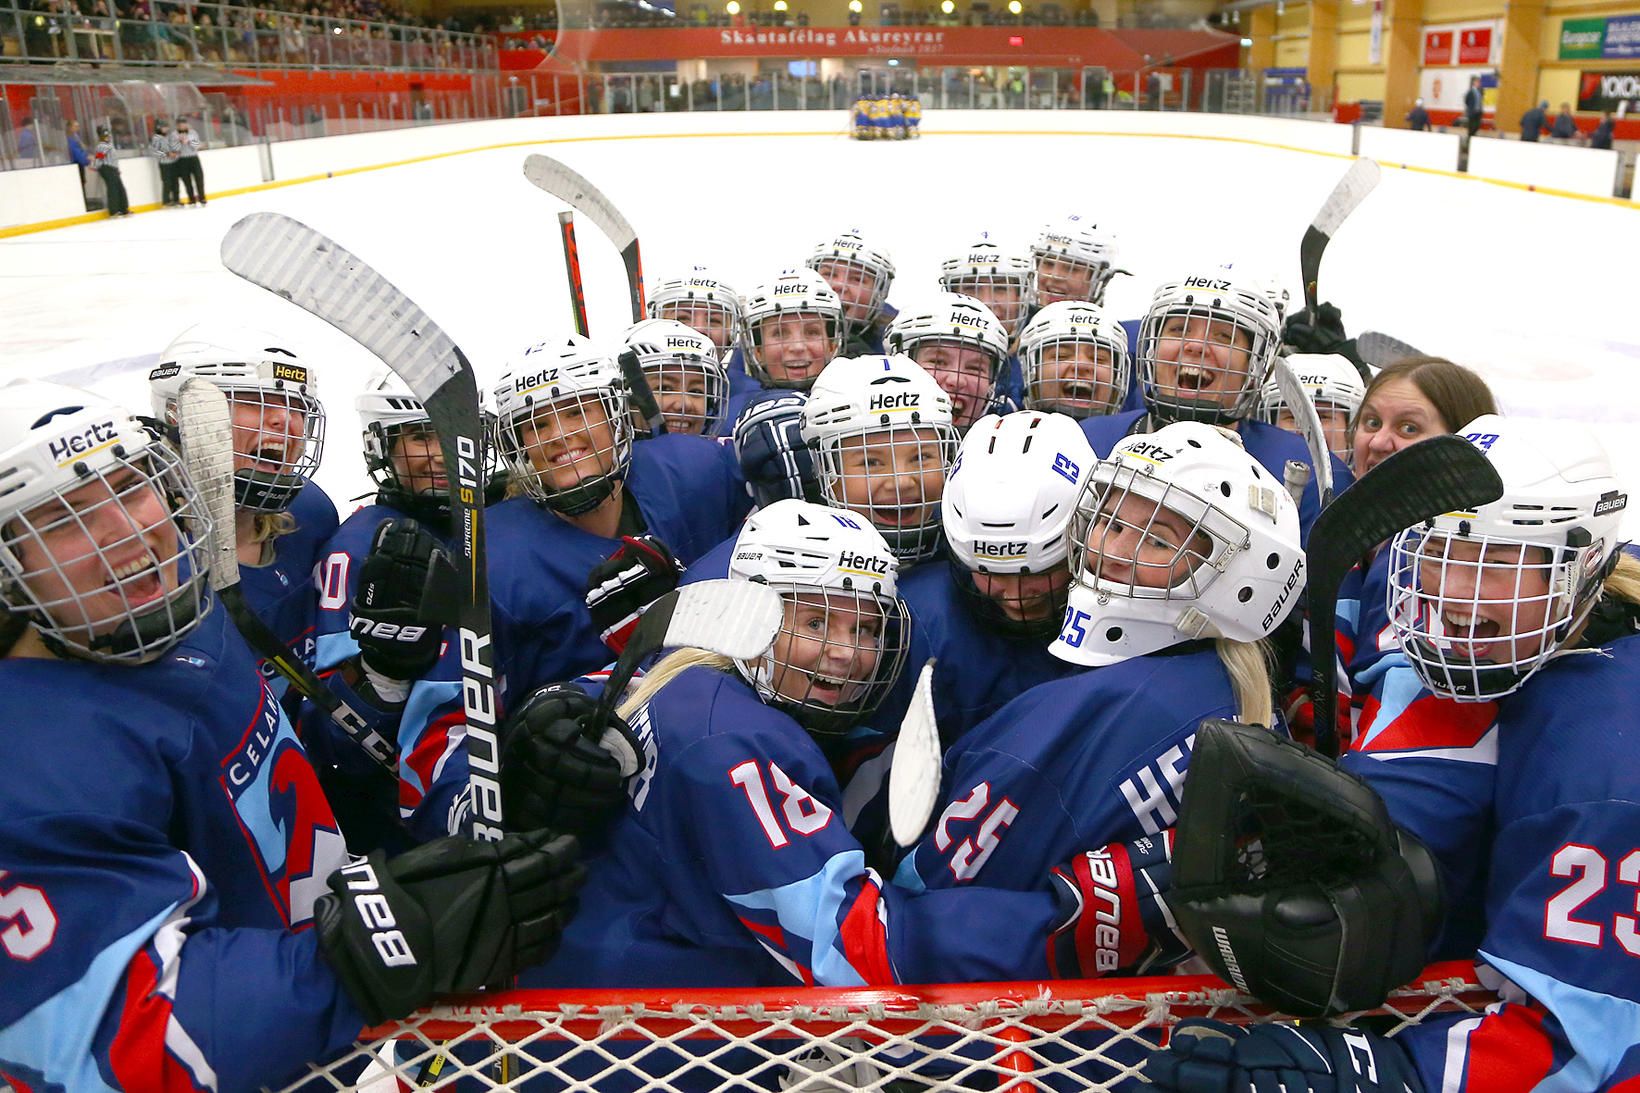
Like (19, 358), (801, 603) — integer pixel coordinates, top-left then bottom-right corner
(943, 412), (1095, 639)
(885, 293), (1011, 428)
(727, 498), (911, 737)
(800, 354), (958, 565)
(742, 268), (844, 391)
(646, 267), (746, 355)
(620, 318), (730, 437)
(1257, 353), (1365, 463)
(937, 232), (1032, 338)
(805, 228), (897, 334)
(0, 380), (213, 664)
(493, 335), (633, 517)
(1136, 269), (1283, 427)
(1051, 421), (1304, 667)
(149, 323), (325, 514)
(1388, 415), (1628, 702)
(1028, 215), (1118, 308)
(1018, 301), (1133, 420)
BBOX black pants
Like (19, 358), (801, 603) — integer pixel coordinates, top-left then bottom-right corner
(160, 160), (179, 205)
(178, 157), (204, 203)
(98, 164), (129, 216)
(1465, 113), (1481, 137)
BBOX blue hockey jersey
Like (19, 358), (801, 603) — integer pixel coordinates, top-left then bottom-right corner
(0, 605), (363, 1093)
(519, 665), (1064, 990)
(238, 479), (339, 690)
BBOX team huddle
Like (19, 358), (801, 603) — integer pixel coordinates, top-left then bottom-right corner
(1, 215), (1636, 1093)
(851, 91), (921, 139)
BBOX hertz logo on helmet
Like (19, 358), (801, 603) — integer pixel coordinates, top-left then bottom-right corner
(49, 419), (120, 464)
(839, 549), (890, 574)
(973, 540), (1028, 557)
(869, 392), (919, 411)
(271, 363), (309, 385)
(514, 366), (561, 392)
(1182, 276), (1231, 291)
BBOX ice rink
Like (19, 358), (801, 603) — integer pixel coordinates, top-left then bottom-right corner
(3, 115), (1638, 532)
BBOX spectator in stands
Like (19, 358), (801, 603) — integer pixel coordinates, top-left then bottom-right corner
(66, 120), (90, 205)
(1551, 102), (1578, 140)
(1591, 111), (1615, 150)
(1463, 76), (1483, 137)
(15, 116), (39, 163)
(1520, 100), (1550, 142)
(1406, 97), (1429, 131)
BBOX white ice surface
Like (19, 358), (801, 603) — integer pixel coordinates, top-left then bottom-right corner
(3, 118), (1637, 533)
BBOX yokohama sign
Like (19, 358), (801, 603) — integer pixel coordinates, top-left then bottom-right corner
(1579, 70), (1640, 112)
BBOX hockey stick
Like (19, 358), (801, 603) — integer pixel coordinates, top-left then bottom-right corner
(1268, 354), (1336, 507)
(176, 379), (399, 773)
(1300, 158), (1381, 318)
(889, 659), (941, 848)
(220, 212), (505, 842)
(522, 154), (668, 436)
(587, 580), (783, 767)
(1356, 331), (1424, 371)
(557, 210), (592, 338)
(1306, 434), (1502, 758)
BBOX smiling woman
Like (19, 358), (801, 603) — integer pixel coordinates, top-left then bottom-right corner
(1348, 356), (1497, 477)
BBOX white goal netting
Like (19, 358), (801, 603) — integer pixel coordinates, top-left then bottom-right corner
(275, 961), (1490, 1091)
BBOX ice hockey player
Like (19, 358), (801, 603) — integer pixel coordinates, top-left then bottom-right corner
(0, 380), (582, 1093)
(1018, 300), (1133, 419)
(885, 292), (1014, 428)
(852, 93), (873, 139)
(645, 266), (754, 401)
(1027, 214), (1120, 309)
(720, 268), (845, 436)
(1258, 351), (1364, 463)
(1081, 268), (1353, 542)
(938, 232), (1033, 405)
(149, 323), (338, 685)
(903, 90), (921, 136)
(1147, 417), (1640, 1093)
(806, 228), (898, 355)
(873, 411), (1093, 746)
(621, 318), (731, 437)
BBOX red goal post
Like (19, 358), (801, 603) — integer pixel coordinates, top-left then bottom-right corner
(279, 962), (1491, 1091)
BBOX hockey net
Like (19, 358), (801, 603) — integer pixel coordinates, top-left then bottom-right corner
(276, 961), (1491, 1091)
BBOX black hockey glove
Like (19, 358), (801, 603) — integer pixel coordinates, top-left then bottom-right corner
(500, 683), (642, 840)
(733, 390), (821, 509)
(1046, 830), (1189, 978)
(585, 534), (685, 655)
(1283, 303), (1370, 381)
(350, 518), (459, 684)
(314, 828), (583, 1025)
(1144, 1020), (1425, 1093)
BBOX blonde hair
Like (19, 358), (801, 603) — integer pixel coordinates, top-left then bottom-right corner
(617, 648), (736, 720)
(1600, 552), (1640, 608)
(248, 511), (295, 545)
(1217, 637), (1274, 727)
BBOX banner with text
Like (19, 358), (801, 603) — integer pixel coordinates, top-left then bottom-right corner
(1578, 70), (1640, 112)
(1557, 15), (1640, 60)
(1421, 20), (1498, 67)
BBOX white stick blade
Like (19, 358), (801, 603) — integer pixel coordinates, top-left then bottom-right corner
(1268, 355), (1334, 499)
(665, 580), (783, 661)
(175, 379), (240, 593)
(219, 212), (460, 402)
(523, 154), (638, 252)
(1312, 158), (1381, 237)
(890, 659), (941, 848)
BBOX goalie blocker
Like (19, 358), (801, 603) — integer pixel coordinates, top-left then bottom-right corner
(1169, 721), (1443, 1019)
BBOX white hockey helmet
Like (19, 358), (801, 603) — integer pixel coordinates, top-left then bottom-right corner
(646, 267), (746, 355)
(149, 323), (325, 514)
(727, 498), (911, 737)
(943, 412), (1096, 638)
(805, 228), (897, 334)
(1028, 215), (1119, 307)
(1018, 300), (1133, 420)
(800, 354), (959, 566)
(1051, 422), (1304, 667)
(0, 380), (213, 664)
(621, 318), (730, 437)
(493, 335), (633, 516)
(886, 293), (1011, 428)
(937, 232), (1032, 337)
(1136, 269), (1284, 427)
(1258, 353), (1365, 462)
(1388, 416), (1629, 702)
(742, 268), (845, 391)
